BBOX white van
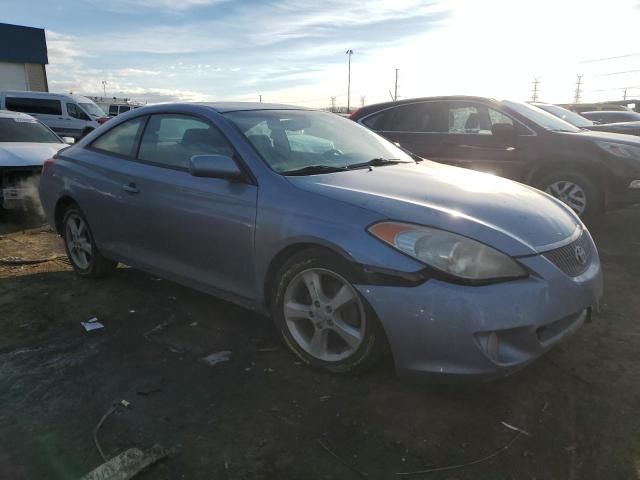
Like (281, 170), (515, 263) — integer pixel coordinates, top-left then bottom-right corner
(0, 91), (107, 140)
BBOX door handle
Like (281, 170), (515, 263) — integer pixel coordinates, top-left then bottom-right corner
(121, 183), (139, 194)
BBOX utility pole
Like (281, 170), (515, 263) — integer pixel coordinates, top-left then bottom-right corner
(573, 74), (584, 104)
(394, 68), (399, 101)
(346, 49), (353, 112)
(623, 87), (628, 101)
(531, 77), (540, 102)
(259, 94), (262, 103)
(330, 96), (336, 112)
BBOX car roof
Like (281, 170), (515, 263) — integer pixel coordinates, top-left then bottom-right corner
(0, 109), (35, 120)
(351, 95), (501, 117)
(581, 110), (636, 115)
(1, 90), (77, 100)
(193, 102), (313, 113)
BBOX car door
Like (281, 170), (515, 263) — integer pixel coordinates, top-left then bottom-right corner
(437, 101), (536, 181)
(359, 101), (447, 160)
(65, 102), (91, 138)
(78, 115), (149, 254)
(119, 113), (258, 300)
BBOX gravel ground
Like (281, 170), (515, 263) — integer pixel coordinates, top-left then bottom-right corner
(0, 206), (639, 479)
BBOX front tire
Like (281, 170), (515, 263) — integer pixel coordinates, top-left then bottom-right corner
(272, 249), (382, 374)
(537, 171), (601, 221)
(62, 205), (117, 278)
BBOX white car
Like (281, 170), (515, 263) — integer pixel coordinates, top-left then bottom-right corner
(0, 91), (108, 140)
(0, 110), (69, 210)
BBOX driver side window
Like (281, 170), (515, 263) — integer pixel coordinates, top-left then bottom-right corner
(67, 103), (90, 121)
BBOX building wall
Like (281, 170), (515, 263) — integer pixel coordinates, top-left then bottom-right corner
(0, 61), (28, 90)
(0, 61), (48, 92)
(25, 63), (48, 91)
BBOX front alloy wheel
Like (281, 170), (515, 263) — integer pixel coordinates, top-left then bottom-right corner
(273, 250), (382, 374)
(283, 268), (365, 362)
(538, 171), (600, 221)
(544, 181), (587, 217)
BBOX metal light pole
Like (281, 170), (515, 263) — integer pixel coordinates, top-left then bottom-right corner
(346, 49), (353, 112)
(394, 68), (399, 101)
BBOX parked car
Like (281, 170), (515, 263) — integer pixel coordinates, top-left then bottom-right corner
(107, 103), (143, 117)
(0, 110), (69, 210)
(532, 103), (595, 127)
(557, 103), (631, 113)
(580, 110), (640, 124)
(39, 103), (602, 379)
(0, 91), (109, 141)
(350, 96), (640, 220)
(534, 103), (640, 137)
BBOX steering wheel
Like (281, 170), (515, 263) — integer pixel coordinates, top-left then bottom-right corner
(321, 148), (344, 158)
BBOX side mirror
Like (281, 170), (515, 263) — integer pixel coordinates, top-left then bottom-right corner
(491, 123), (517, 140)
(189, 154), (244, 180)
(62, 136), (75, 145)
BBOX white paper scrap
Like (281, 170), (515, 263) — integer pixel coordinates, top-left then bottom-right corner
(81, 317), (104, 332)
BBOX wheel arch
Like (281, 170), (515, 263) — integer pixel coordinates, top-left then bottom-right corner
(53, 195), (77, 234)
(524, 160), (607, 208)
(262, 241), (355, 310)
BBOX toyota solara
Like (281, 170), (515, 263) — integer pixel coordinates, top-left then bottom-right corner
(38, 103), (603, 378)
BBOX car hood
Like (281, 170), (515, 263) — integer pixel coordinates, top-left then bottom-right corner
(287, 161), (581, 257)
(0, 142), (66, 168)
(576, 128), (640, 144)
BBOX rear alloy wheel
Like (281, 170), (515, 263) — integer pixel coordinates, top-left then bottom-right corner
(273, 250), (382, 374)
(62, 206), (117, 277)
(538, 171), (600, 221)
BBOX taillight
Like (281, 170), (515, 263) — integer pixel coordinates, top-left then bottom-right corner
(97, 116), (110, 124)
(348, 108), (362, 119)
(42, 157), (55, 174)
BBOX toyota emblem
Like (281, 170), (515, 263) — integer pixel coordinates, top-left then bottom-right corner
(574, 245), (587, 265)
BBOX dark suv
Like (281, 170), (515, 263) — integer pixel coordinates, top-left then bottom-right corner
(350, 96), (640, 219)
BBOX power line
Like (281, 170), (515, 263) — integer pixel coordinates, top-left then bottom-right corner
(594, 69), (640, 77)
(579, 53), (640, 64)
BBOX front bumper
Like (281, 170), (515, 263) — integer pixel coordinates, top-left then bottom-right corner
(0, 168), (41, 210)
(355, 241), (603, 379)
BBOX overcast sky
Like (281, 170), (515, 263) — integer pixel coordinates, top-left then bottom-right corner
(3, 0), (640, 107)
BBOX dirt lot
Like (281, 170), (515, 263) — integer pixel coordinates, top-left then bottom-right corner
(0, 206), (639, 480)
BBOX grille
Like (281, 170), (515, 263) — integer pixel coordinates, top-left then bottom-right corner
(542, 232), (592, 277)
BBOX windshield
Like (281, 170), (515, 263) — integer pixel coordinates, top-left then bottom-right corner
(0, 117), (62, 143)
(502, 100), (581, 132)
(79, 101), (105, 117)
(224, 110), (414, 174)
(536, 104), (594, 128)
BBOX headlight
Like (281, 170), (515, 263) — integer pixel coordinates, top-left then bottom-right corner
(596, 141), (640, 159)
(369, 222), (527, 281)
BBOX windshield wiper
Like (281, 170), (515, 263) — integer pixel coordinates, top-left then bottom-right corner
(282, 164), (349, 176)
(347, 157), (405, 169)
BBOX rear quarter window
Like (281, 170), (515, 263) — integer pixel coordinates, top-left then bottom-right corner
(90, 116), (146, 158)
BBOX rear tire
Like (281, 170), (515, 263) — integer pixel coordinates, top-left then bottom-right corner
(536, 170), (601, 222)
(62, 205), (117, 278)
(271, 249), (383, 374)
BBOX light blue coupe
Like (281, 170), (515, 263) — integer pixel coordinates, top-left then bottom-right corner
(38, 103), (603, 378)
